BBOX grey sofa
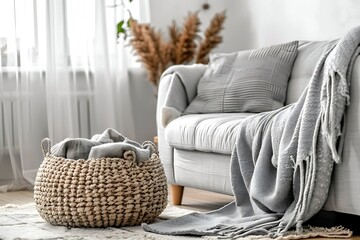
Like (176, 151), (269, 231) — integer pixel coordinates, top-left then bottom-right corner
(156, 40), (360, 216)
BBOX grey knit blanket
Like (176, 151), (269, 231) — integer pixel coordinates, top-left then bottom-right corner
(143, 26), (360, 238)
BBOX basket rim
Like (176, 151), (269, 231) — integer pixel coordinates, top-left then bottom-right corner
(41, 137), (159, 162)
(42, 152), (161, 167)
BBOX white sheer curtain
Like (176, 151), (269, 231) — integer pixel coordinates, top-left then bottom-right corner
(0, 0), (148, 192)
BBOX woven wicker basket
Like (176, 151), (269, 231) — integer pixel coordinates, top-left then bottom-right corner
(34, 138), (168, 228)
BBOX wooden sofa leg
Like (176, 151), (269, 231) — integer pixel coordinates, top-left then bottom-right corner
(171, 185), (184, 205)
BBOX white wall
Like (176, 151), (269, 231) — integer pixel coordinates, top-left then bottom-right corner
(148, 0), (360, 50)
(128, 68), (157, 144)
(246, 0), (360, 48)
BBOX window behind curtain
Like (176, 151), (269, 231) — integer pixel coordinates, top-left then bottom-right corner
(0, 0), (148, 69)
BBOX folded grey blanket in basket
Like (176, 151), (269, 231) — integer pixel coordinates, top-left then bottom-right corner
(51, 128), (154, 163)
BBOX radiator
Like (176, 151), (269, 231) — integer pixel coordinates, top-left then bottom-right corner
(0, 94), (18, 150)
(0, 92), (92, 150)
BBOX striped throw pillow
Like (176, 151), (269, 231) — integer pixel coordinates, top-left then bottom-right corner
(184, 41), (299, 114)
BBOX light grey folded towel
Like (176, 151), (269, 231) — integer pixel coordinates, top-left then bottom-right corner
(51, 138), (100, 160)
(88, 142), (151, 162)
(51, 128), (154, 163)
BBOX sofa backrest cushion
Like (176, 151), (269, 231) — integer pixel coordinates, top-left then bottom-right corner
(285, 40), (338, 104)
(184, 41), (299, 114)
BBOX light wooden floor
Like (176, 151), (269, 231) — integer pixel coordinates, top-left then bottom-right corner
(0, 187), (233, 211)
(0, 187), (359, 239)
(0, 190), (34, 206)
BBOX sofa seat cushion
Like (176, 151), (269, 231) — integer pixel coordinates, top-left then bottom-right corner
(165, 113), (255, 155)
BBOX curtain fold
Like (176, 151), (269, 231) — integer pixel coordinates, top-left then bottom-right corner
(0, 0), (143, 192)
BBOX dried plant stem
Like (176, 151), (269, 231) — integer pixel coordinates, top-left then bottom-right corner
(196, 11), (226, 64)
(168, 21), (181, 63)
(129, 20), (161, 85)
(174, 13), (201, 64)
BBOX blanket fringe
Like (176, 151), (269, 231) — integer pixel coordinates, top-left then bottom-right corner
(275, 226), (352, 240)
(204, 226), (352, 239)
(205, 221), (280, 239)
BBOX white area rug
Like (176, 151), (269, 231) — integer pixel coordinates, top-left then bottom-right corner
(0, 204), (352, 240)
(0, 203), (199, 240)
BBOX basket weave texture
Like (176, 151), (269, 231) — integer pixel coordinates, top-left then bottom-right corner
(34, 139), (168, 228)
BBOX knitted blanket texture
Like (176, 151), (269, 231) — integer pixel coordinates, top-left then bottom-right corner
(143, 26), (360, 238)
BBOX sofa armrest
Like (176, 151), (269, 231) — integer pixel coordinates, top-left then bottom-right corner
(158, 64), (207, 127)
(156, 64), (206, 184)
